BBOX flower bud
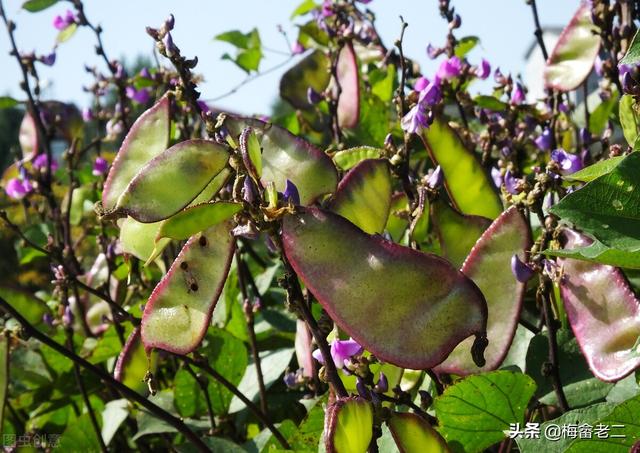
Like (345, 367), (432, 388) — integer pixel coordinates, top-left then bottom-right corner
(511, 254), (534, 282)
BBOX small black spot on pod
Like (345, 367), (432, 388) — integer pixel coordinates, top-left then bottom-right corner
(199, 236), (208, 247)
(190, 283), (199, 292)
(180, 261), (188, 270)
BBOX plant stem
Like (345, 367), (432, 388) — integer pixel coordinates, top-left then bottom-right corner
(0, 296), (211, 453)
(528, 0), (549, 61)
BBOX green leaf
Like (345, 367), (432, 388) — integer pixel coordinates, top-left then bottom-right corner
(455, 36), (479, 58)
(0, 286), (50, 326)
(114, 139), (229, 222)
(56, 22), (77, 44)
(588, 91), (618, 135)
(550, 152), (640, 252)
(102, 93), (170, 211)
(290, 0), (317, 19)
(119, 217), (167, 263)
(434, 371), (536, 453)
(430, 200), (491, 268)
(57, 413), (103, 452)
(333, 146), (383, 171)
(216, 28), (262, 73)
(436, 207), (530, 375)
(544, 2), (600, 92)
(101, 399), (129, 446)
(174, 368), (205, 418)
(0, 334), (8, 431)
(516, 402), (616, 453)
(619, 95), (640, 147)
(156, 202), (242, 242)
(0, 96), (19, 109)
(621, 29), (640, 66)
(474, 95), (508, 112)
(282, 207), (487, 369)
(215, 30), (253, 48)
(22, 0), (57, 12)
(329, 159), (392, 234)
(228, 348), (293, 413)
(421, 120), (502, 219)
(387, 412), (450, 452)
(565, 394), (640, 452)
(177, 437), (247, 453)
(280, 50), (331, 109)
(544, 240), (640, 269)
(564, 156), (625, 182)
(370, 64), (396, 102)
(141, 221), (235, 354)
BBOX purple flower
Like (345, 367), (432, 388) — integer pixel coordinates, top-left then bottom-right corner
(283, 179), (300, 205)
(491, 167), (503, 188)
(418, 77), (442, 106)
(475, 58), (491, 79)
(292, 41), (305, 55)
(164, 13), (175, 31)
(401, 104), (429, 134)
(306, 87), (323, 105)
(618, 63), (632, 79)
(580, 127), (592, 146)
(53, 10), (75, 31)
(494, 67), (505, 84)
(42, 313), (54, 326)
(196, 100), (211, 115)
(551, 149), (583, 174)
(426, 43), (440, 60)
(33, 154), (59, 172)
(375, 372), (388, 393)
(414, 76), (429, 92)
(62, 305), (74, 327)
(511, 255), (534, 282)
(39, 52), (56, 66)
(312, 338), (363, 369)
(622, 72), (636, 95)
(534, 128), (553, 151)
(427, 165), (443, 189)
(163, 32), (179, 57)
(504, 170), (519, 194)
(92, 156), (109, 176)
(594, 55), (603, 76)
(82, 107), (94, 122)
(139, 67), (151, 79)
(320, 0), (334, 18)
(511, 83), (525, 105)
(125, 86), (151, 104)
(5, 177), (33, 200)
(106, 119), (124, 138)
(436, 56), (462, 80)
(242, 177), (256, 204)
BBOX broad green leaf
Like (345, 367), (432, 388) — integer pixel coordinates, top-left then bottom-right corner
(119, 217), (168, 264)
(0, 334), (8, 431)
(329, 159), (392, 234)
(280, 50), (331, 109)
(114, 328), (158, 395)
(290, 0), (317, 19)
(215, 30), (253, 48)
(336, 42), (360, 129)
(56, 22), (77, 43)
(191, 168), (231, 205)
(434, 371), (536, 453)
(285, 397), (326, 451)
(550, 152), (640, 252)
(22, 0), (57, 12)
(282, 207), (487, 369)
(564, 156), (624, 182)
(387, 412), (450, 453)
(430, 199), (491, 268)
(333, 146), (383, 171)
(217, 28), (262, 73)
(174, 368), (205, 418)
(545, 239), (640, 269)
(141, 220), (235, 354)
(102, 94), (170, 211)
(223, 117), (337, 205)
(101, 399), (129, 446)
(516, 402), (616, 453)
(156, 202), (242, 242)
(556, 229), (640, 382)
(620, 29), (640, 66)
(526, 328), (613, 407)
(436, 207), (530, 374)
(619, 94), (640, 147)
(370, 64), (396, 102)
(421, 120), (502, 219)
(228, 348), (294, 413)
(0, 96), (19, 109)
(588, 90), (618, 134)
(455, 36), (479, 58)
(324, 397), (373, 453)
(57, 413), (103, 452)
(544, 2), (600, 92)
(474, 95), (508, 112)
(566, 394), (640, 452)
(0, 286), (50, 326)
(204, 328), (248, 414)
(114, 139), (229, 222)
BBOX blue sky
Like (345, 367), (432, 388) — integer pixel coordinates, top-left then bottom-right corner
(0, 0), (578, 115)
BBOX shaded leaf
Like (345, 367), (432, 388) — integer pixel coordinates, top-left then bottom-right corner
(114, 328), (158, 395)
(474, 95), (507, 112)
(434, 371), (536, 453)
(280, 50), (331, 109)
(0, 286), (50, 326)
(101, 399), (129, 446)
(282, 207), (487, 369)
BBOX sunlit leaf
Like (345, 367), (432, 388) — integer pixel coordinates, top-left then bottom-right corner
(56, 23), (77, 43)
(22, 0), (57, 12)
(544, 2), (600, 92)
(101, 399), (129, 446)
(282, 207), (487, 369)
(0, 97), (19, 109)
(545, 239), (640, 269)
(563, 156), (624, 182)
(155, 202), (242, 242)
(455, 36), (479, 58)
(119, 217), (168, 264)
(324, 396), (373, 453)
(619, 94), (639, 148)
(333, 146), (383, 171)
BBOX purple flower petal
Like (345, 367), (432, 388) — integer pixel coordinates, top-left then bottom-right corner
(125, 86), (151, 104)
(292, 41), (305, 55)
(534, 128), (553, 151)
(511, 254), (534, 282)
(511, 83), (525, 105)
(306, 87), (323, 105)
(414, 76), (429, 92)
(82, 107), (94, 122)
(283, 179), (300, 205)
(551, 149), (584, 174)
(426, 43), (440, 59)
(33, 153), (58, 172)
(92, 156), (109, 176)
(40, 52), (56, 66)
(418, 77), (441, 106)
(491, 167), (503, 188)
(5, 178), (32, 199)
(436, 56), (462, 80)
(312, 348), (324, 364)
(427, 165), (443, 189)
(330, 338), (363, 367)
(401, 104), (429, 134)
(475, 58), (491, 79)
(504, 170), (519, 194)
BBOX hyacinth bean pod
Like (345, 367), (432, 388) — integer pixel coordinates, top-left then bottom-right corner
(557, 229), (640, 382)
(324, 396), (373, 453)
(435, 206), (531, 375)
(141, 220), (235, 354)
(387, 412), (451, 453)
(282, 207), (488, 369)
(336, 42), (360, 129)
(114, 327), (158, 395)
